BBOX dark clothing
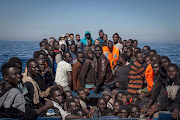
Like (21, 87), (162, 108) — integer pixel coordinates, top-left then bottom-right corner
(96, 54), (114, 88)
(101, 41), (108, 47)
(79, 59), (95, 88)
(34, 74), (47, 91)
(114, 64), (131, 90)
(72, 61), (83, 91)
(0, 82), (37, 120)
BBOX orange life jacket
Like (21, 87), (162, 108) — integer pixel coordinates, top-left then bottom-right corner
(145, 64), (154, 91)
(102, 46), (119, 68)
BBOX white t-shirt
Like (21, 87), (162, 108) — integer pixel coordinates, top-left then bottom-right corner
(55, 60), (72, 87)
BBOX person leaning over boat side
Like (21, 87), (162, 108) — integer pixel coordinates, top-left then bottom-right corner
(94, 44), (115, 93)
(0, 62), (53, 119)
(55, 51), (72, 91)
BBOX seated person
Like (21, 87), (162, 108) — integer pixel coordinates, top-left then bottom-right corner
(66, 99), (79, 114)
(102, 89), (114, 109)
(44, 86), (83, 119)
(77, 88), (90, 109)
(72, 108), (87, 118)
(72, 97), (81, 108)
(117, 105), (130, 118)
(65, 91), (73, 100)
(0, 62), (53, 119)
(116, 91), (126, 101)
(131, 96), (140, 105)
(113, 99), (123, 115)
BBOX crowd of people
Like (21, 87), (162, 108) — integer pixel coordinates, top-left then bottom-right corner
(0, 30), (180, 120)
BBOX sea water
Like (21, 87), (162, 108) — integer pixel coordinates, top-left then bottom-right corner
(0, 41), (179, 79)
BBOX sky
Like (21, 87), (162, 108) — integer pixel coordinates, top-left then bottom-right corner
(0, 0), (180, 43)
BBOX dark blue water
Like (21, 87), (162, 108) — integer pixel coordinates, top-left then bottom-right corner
(0, 41), (179, 79)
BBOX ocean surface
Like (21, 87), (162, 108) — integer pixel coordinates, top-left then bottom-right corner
(0, 41), (179, 79)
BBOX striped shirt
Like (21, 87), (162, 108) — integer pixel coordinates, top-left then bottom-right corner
(127, 61), (145, 94)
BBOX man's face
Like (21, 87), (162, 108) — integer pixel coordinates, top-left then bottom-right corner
(70, 35), (74, 40)
(167, 66), (179, 80)
(74, 98), (81, 108)
(78, 90), (86, 100)
(95, 47), (102, 58)
(122, 40), (127, 46)
(66, 34), (69, 39)
(161, 59), (170, 70)
(127, 40), (132, 47)
(87, 39), (92, 46)
(70, 45), (76, 53)
(76, 35), (80, 41)
(117, 93), (123, 101)
(65, 92), (73, 100)
(60, 37), (65, 41)
(48, 46), (54, 56)
(54, 42), (60, 50)
(103, 35), (108, 42)
(145, 57), (151, 66)
(127, 49), (132, 58)
(108, 41), (113, 50)
(133, 41), (138, 48)
(87, 52), (93, 59)
(113, 102), (121, 114)
(103, 94), (111, 102)
(52, 90), (64, 105)
(85, 33), (90, 39)
(37, 59), (45, 72)
(131, 98), (138, 105)
(152, 63), (160, 74)
(38, 55), (47, 63)
(70, 102), (78, 113)
(99, 32), (104, 39)
(28, 61), (39, 76)
(119, 110), (129, 118)
(131, 107), (140, 118)
(113, 35), (119, 44)
(5, 67), (21, 86)
(118, 56), (123, 65)
(136, 53), (144, 64)
(61, 44), (66, 51)
(98, 99), (107, 111)
(64, 53), (72, 63)
(94, 40), (100, 45)
(77, 54), (84, 63)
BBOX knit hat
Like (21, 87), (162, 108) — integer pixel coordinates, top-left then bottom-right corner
(99, 29), (104, 33)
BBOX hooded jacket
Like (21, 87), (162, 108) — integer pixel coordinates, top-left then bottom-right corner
(80, 31), (94, 45)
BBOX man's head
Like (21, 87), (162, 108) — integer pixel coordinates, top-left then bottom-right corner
(65, 91), (73, 100)
(135, 51), (144, 64)
(59, 36), (65, 41)
(85, 32), (91, 39)
(53, 41), (60, 50)
(103, 34), (108, 42)
(113, 99), (123, 115)
(149, 50), (156, 56)
(123, 45), (128, 53)
(94, 39), (100, 45)
(26, 59), (39, 78)
(72, 97), (81, 108)
(133, 40), (138, 48)
(33, 51), (47, 62)
(117, 105), (130, 118)
(76, 34), (80, 42)
(62, 51), (72, 63)
(122, 40), (127, 46)
(131, 105), (141, 118)
(112, 33), (119, 44)
(142, 46), (150, 51)
(8, 57), (22, 73)
(167, 64), (179, 81)
(127, 39), (133, 47)
(119, 53), (128, 65)
(60, 44), (66, 52)
(160, 56), (171, 70)
(73, 108), (87, 117)
(77, 88), (86, 100)
(47, 45), (54, 57)
(152, 59), (160, 74)
(102, 89), (112, 102)
(87, 39), (92, 46)
(36, 59), (46, 73)
(86, 48), (93, 60)
(2, 62), (21, 86)
(131, 96), (140, 105)
(70, 44), (77, 53)
(94, 44), (103, 58)
(127, 47), (133, 58)
(50, 87), (64, 105)
(65, 33), (69, 39)
(66, 99), (78, 113)
(76, 51), (84, 63)
(97, 97), (107, 111)
(40, 41), (47, 49)
(108, 40), (113, 51)
(145, 56), (152, 66)
(152, 54), (160, 62)
(116, 91), (126, 101)
(42, 38), (48, 45)
(69, 33), (74, 40)
(99, 29), (104, 39)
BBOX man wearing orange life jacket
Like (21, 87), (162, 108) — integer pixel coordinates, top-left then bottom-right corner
(102, 40), (120, 68)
